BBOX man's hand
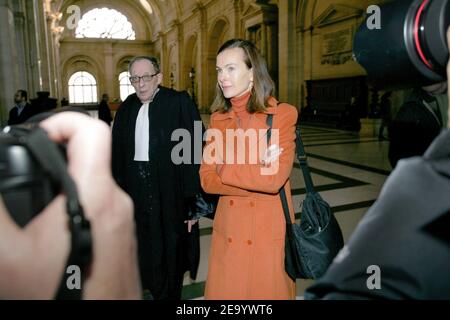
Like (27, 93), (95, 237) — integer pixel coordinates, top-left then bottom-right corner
(184, 219), (198, 233)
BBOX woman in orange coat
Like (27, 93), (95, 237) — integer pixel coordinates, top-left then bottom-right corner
(200, 39), (298, 299)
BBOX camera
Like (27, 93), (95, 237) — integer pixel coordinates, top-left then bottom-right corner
(353, 0), (449, 90)
(0, 124), (61, 227)
(0, 121), (92, 299)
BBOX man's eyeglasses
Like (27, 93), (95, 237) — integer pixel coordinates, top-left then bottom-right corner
(129, 73), (159, 84)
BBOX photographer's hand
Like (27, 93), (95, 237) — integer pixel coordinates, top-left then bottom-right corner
(0, 191), (70, 299)
(40, 112), (141, 299)
(0, 112), (140, 299)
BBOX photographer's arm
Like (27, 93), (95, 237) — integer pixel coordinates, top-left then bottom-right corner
(40, 113), (141, 299)
(0, 113), (140, 299)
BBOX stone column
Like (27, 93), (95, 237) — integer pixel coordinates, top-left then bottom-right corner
(45, 12), (56, 96)
(195, 3), (207, 110)
(36, 0), (50, 93)
(175, 20), (183, 91)
(0, 0), (20, 124)
(233, 0), (241, 38)
(24, 0), (40, 97)
(156, 31), (168, 86)
(278, 0), (298, 105)
(46, 9), (65, 100)
(13, 2), (27, 93)
(104, 42), (114, 101)
(242, 3), (278, 93)
(262, 24), (268, 59)
(51, 24), (64, 101)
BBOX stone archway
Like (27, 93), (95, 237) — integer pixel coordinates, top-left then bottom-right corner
(62, 55), (101, 101)
(58, 0), (153, 40)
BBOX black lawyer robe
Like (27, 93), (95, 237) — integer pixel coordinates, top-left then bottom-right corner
(112, 87), (203, 298)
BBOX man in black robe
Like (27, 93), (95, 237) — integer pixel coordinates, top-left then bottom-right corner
(112, 56), (203, 300)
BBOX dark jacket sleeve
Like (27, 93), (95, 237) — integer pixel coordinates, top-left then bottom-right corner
(7, 108), (16, 126)
(305, 143), (450, 299)
(111, 100), (128, 190)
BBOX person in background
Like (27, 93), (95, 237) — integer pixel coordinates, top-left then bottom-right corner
(200, 39), (298, 300)
(378, 91), (392, 140)
(8, 90), (35, 125)
(98, 93), (113, 126)
(388, 82), (448, 167)
(61, 97), (69, 107)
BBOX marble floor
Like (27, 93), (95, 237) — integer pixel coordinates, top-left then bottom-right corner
(181, 118), (392, 299)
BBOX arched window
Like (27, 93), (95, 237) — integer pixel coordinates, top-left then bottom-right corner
(68, 71), (98, 104)
(119, 71), (135, 101)
(75, 8), (136, 40)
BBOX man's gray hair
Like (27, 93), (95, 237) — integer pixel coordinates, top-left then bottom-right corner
(128, 56), (160, 74)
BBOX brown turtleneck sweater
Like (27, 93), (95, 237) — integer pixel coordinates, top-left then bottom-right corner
(231, 90), (252, 129)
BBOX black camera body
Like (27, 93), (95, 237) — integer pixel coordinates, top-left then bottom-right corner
(0, 125), (60, 227)
(353, 0), (449, 89)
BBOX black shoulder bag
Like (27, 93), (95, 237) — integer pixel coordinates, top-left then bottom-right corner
(266, 114), (344, 280)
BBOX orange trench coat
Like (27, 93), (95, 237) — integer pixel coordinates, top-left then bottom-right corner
(200, 97), (298, 299)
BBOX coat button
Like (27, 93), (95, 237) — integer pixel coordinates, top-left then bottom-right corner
(230, 200), (234, 206)
(228, 237), (233, 243)
(250, 201), (255, 207)
(247, 240), (252, 245)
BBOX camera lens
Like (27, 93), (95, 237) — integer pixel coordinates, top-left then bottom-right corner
(419, 0), (450, 74)
(353, 0), (449, 90)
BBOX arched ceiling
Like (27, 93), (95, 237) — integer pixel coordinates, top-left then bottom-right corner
(51, 0), (182, 41)
(49, 0), (279, 41)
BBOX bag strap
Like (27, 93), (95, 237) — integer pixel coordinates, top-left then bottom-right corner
(295, 129), (315, 193)
(266, 103), (317, 228)
(266, 114), (293, 231)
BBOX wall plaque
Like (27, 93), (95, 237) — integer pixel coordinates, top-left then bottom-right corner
(322, 28), (352, 55)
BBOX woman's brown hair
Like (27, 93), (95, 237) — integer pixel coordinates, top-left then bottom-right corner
(210, 39), (275, 113)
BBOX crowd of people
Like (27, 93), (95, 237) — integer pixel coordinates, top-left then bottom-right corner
(0, 26), (449, 300)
